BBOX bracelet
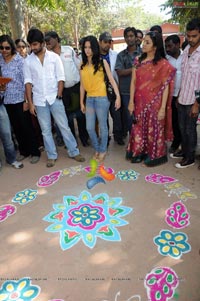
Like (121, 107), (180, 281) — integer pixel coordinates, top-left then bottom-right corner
(56, 95), (62, 100)
(24, 100), (28, 103)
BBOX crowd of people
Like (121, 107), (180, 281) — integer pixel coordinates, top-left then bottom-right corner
(0, 17), (200, 171)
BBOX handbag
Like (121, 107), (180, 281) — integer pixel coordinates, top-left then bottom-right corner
(101, 60), (116, 102)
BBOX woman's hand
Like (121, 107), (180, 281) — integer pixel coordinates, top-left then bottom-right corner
(128, 100), (134, 115)
(23, 102), (29, 112)
(0, 84), (6, 92)
(158, 108), (165, 120)
(80, 103), (86, 114)
(115, 96), (121, 110)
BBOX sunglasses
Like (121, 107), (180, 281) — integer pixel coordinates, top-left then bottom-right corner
(17, 45), (26, 49)
(0, 46), (11, 50)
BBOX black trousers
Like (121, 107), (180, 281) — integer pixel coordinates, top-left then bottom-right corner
(62, 83), (89, 146)
(5, 102), (40, 157)
(177, 103), (198, 161)
(109, 98), (123, 140)
(171, 96), (182, 149)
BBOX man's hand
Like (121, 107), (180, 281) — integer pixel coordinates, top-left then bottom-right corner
(29, 102), (37, 116)
(190, 102), (199, 118)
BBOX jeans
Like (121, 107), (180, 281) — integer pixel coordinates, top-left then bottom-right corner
(36, 99), (79, 159)
(0, 104), (16, 164)
(86, 96), (110, 153)
(121, 94), (133, 135)
(178, 103), (198, 161)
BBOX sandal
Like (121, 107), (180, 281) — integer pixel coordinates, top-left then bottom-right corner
(131, 154), (147, 163)
(93, 152), (99, 160)
(97, 152), (107, 163)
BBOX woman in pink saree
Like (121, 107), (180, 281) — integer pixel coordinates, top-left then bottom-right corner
(126, 31), (176, 167)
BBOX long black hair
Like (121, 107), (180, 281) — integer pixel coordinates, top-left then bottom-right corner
(81, 35), (101, 74)
(0, 34), (16, 55)
(139, 31), (166, 64)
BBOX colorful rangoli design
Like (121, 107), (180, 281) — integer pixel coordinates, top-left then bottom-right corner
(144, 267), (179, 301)
(145, 173), (177, 185)
(37, 171), (62, 187)
(165, 201), (190, 229)
(0, 204), (17, 222)
(164, 183), (197, 201)
(12, 189), (38, 205)
(116, 169), (140, 181)
(154, 229), (191, 259)
(43, 190), (132, 250)
(0, 277), (40, 301)
(62, 165), (83, 177)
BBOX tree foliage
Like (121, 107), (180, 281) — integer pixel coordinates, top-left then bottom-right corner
(162, 0), (200, 28)
(1, 0), (165, 45)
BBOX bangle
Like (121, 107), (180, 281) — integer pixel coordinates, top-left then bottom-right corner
(56, 95), (62, 100)
(24, 100), (28, 103)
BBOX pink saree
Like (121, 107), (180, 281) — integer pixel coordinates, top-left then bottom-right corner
(127, 58), (175, 166)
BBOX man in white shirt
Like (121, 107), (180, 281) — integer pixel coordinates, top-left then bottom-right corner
(44, 31), (89, 147)
(24, 28), (85, 167)
(165, 34), (182, 154)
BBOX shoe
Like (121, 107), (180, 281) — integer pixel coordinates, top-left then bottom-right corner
(46, 159), (56, 167)
(115, 138), (125, 145)
(11, 161), (24, 169)
(170, 150), (184, 159)
(71, 154), (85, 162)
(56, 137), (64, 147)
(17, 154), (28, 161)
(30, 156), (40, 164)
(144, 155), (168, 167)
(169, 146), (179, 154)
(39, 146), (44, 152)
(175, 159), (195, 169)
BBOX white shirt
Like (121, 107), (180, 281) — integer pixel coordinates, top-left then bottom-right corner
(109, 49), (119, 84)
(23, 49), (65, 106)
(60, 46), (80, 88)
(167, 52), (182, 97)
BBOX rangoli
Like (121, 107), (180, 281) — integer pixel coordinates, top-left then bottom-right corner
(43, 190), (133, 250)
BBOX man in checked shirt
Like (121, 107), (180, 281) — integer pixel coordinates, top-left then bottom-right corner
(174, 18), (200, 169)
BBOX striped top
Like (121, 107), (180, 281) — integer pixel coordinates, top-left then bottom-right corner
(178, 44), (200, 105)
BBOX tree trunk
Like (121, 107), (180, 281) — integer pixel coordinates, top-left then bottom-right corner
(6, 0), (26, 40)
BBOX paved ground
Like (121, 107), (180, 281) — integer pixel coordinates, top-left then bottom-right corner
(0, 132), (200, 301)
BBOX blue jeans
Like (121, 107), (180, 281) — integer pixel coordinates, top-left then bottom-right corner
(86, 96), (110, 153)
(178, 103), (198, 161)
(0, 104), (16, 164)
(36, 99), (79, 159)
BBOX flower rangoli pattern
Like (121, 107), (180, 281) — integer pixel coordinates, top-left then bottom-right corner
(43, 190), (133, 250)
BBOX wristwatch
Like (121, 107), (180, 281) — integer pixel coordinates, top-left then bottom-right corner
(56, 95), (62, 100)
